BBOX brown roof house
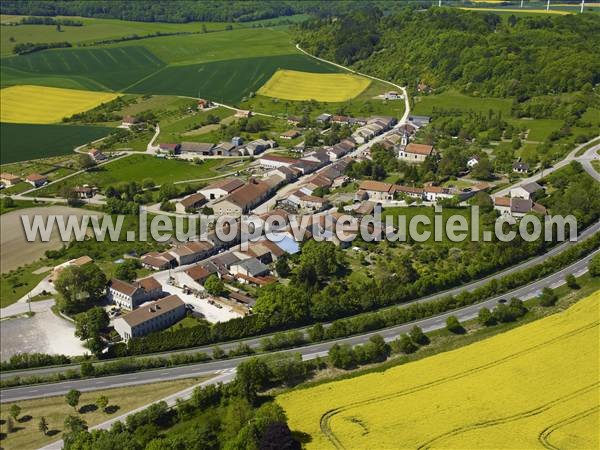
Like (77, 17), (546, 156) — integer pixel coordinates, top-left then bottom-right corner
(141, 251), (176, 270)
(1, 173), (21, 187)
(25, 173), (48, 187)
(494, 196), (547, 219)
(175, 264), (214, 290)
(107, 277), (164, 309)
(121, 115), (141, 128)
(357, 180), (396, 202)
(397, 143), (435, 163)
(280, 130), (300, 140)
(113, 294), (186, 341)
(168, 240), (215, 266)
(176, 193), (207, 214)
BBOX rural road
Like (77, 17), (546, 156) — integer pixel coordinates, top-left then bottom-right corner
(38, 370), (236, 450)
(493, 138), (600, 198)
(2, 218), (598, 402)
(578, 143), (600, 182)
(252, 44), (411, 214)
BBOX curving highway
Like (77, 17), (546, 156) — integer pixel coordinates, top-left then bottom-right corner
(2, 226), (598, 403)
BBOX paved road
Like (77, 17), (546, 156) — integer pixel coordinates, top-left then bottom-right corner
(2, 220), (597, 402)
(578, 143), (600, 182)
(38, 370), (236, 450)
(2, 219), (597, 382)
(494, 138), (600, 198)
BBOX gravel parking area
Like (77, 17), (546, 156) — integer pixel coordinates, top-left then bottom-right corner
(151, 271), (241, 323)
(1, 310), (86, 360)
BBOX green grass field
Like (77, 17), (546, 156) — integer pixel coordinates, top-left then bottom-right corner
(126, 54), (341, 104)
(0, 15), (248, 56)
(32, 154), (244, 195)
(1, 45), (165, 91)
(412, 89), (512, 116)
(0, 123), (114, 164)
(119, 27), (296, 65)
(381, 206), (477, 243)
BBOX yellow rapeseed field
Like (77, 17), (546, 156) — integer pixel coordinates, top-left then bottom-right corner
(258, 70), (371, 102)
(1, 85), (119, 124)
(277, 292), (600, 449)
(460, 7), (573, 14)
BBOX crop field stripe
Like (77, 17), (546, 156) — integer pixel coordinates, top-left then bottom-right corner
(319, 320), (600, 449)
(537, 405), (600, 450)
(119, 65), (170, 93)
(416, 383), (599, 449)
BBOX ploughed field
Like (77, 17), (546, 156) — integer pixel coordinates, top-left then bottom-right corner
(277, 292), (600, 449)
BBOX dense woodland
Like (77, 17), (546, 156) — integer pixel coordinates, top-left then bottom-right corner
(295, 6), (600, 99)
(0, 0), (374, 23)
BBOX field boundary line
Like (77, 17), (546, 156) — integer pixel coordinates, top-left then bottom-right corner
(319, 320), (599, 449)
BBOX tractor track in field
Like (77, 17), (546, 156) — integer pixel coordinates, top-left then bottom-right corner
(537, 405), (600, 450)
(319, 320), (599, 449)
(416, 383), (599, 449)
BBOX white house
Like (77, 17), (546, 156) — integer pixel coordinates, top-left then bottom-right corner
(107, 277), (164, 309)
(510, 182), (543, 200)
(259, 155), (298, 170)
(467, 156), (480, 168)
(113, 294), (186, 341)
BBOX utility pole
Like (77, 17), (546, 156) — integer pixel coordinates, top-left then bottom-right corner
(520, 0), (524, 8)
(581, 0), (585, 13)
(438, 0), (442, 6)
(546, 0), (550, 11)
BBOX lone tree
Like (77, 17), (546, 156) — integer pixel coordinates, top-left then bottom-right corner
(38, 416), (49, 435)
(64, 415), (87, 434)
(565, 274), (579, 289)
(446, 316), (464, 334)
(539, 287), (558, 307)
(204, 275), (226, 297)
(96, 395), (109, 413)
(65, 389), (81, 411)
(9, 404), (21, 421)
(409, 325), (429, 345)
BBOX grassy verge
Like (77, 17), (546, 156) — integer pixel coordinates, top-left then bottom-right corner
(0, 377), (211, 450)
(0, 260), (53, 308)
(278, 272), (599, 393)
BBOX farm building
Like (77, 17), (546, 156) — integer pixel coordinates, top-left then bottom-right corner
(198, 178), (244, 201)
(176, 193), (207, 213)
(181, 142), (215, 155)
(213, 179), (272, 216)
(141, 251), (176, 270)
(280, 130), (300, 140)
